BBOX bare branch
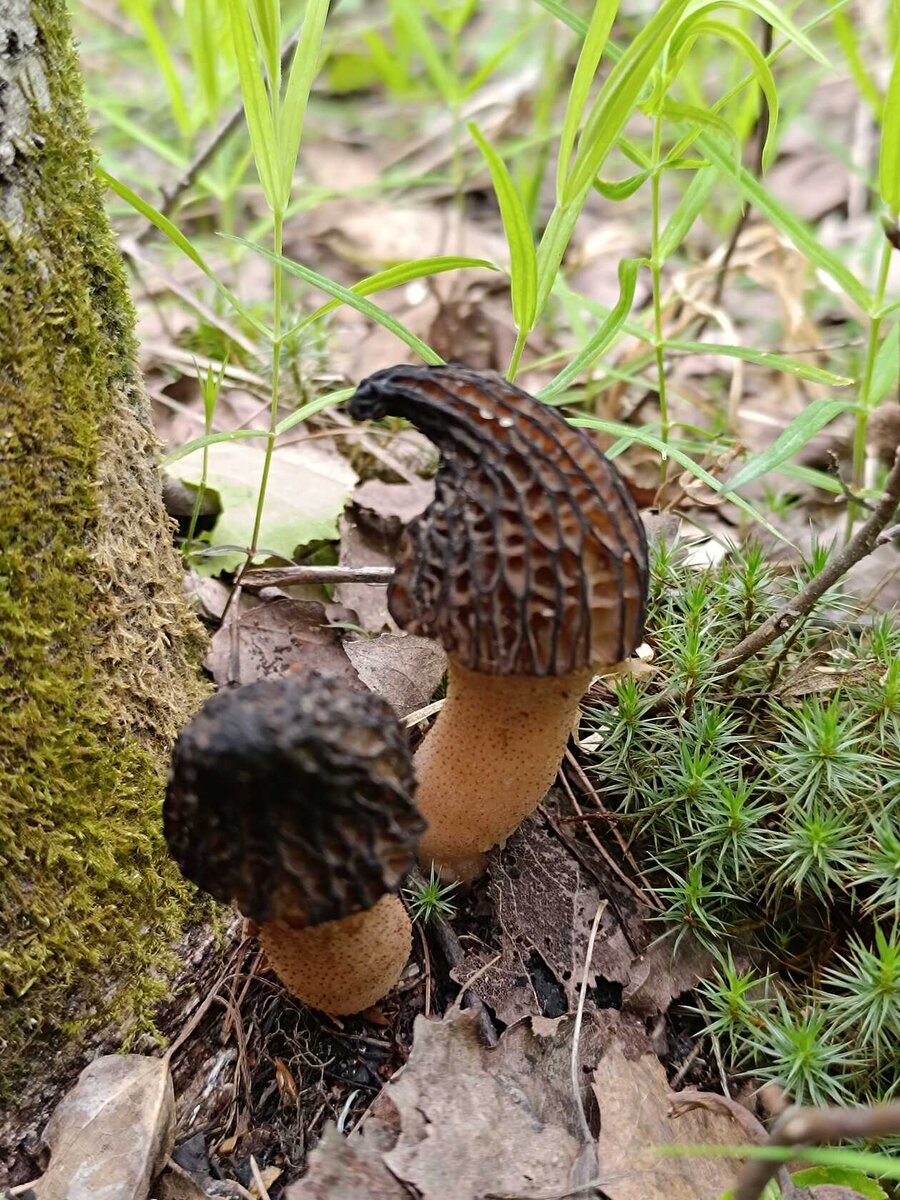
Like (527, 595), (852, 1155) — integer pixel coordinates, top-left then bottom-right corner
(733, 1101), (900, 1200)
(715, 448), (900, 678)
(242, 564), (395, 588)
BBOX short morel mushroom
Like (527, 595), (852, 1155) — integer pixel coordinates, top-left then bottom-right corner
(348, 364), (648, 881)
(164, 673), (424, 1014)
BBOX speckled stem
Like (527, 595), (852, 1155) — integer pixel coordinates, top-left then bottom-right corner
(415, 659), (594, 882)
(257, 893), (412, 1014)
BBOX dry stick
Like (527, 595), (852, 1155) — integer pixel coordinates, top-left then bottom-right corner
(668, 1090), (797, 1200)
(242, 564), (395, 588)
(571, 899), (607, 1147)
(716, 448), (900, 677)
(733, 1101), (900, 1200)
(648, 448), (900, 718)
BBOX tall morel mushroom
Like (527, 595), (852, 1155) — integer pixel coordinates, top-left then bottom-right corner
(348, 364), (648, 881)
(164, 672), (424, 1014)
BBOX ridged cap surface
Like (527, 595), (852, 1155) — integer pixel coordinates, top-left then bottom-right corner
(348, 363), (648, 675)
(164, 673), (422, 928)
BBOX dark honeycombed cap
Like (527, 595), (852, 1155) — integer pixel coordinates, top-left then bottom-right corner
(348, 363), (649, 676)
(164, 673), (423, 928)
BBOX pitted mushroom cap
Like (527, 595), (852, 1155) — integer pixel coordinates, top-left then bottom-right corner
(164, 673), (423, 928)
(348, 364), (648, 676)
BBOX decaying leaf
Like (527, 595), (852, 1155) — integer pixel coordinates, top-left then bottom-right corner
(172, 441), (357, 577)
(33, 1055), (174, 1200)
(455, 817), (634, 1025)
(283, 1125), (407, 1200)
(593, 1044), (742, 1200)
(335, 480), (434, 633)
(344, 634), (446, 718)
(204, 597), (361, 688)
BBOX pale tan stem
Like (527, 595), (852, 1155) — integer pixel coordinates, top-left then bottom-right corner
(415, 659), (593, 881)
(257, 892), (411, 1014)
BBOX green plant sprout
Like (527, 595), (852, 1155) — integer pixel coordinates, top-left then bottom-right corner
(403, 865), (461, 924)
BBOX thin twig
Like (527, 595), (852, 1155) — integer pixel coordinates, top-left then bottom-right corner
(668, 1090), (797, 1200)
(733, 1101), (900, 1200)
(242, 564), (395, 588)
(249, 1155), (273, 1200)
(571, 900), (607, 1147)
(716, 448), (900, 677)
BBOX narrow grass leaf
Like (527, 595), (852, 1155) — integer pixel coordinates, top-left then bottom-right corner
(594, 168), (653, 200)
(288, 255), (496, 337)
(556, 0), (619, 201)
(833, 8), (882, 115)
(161, 428), (269, 467)
(227, 235), (443, 363)
(275, 388), (354, 435)
(185, 0), (222, 118)
(724, 397), (855, 493)
(699, 132), (872, 311)
(228, 0), (279, 211)
(389, 0), (457, 103)
(98, 169), (270, 339)
(667, 341), (854, 386)
(571, 416), (792, 544)
(469, 122), (537, 332)
(870, 320), (900, 405)
(659, 164), (717, 258)
(670, 18), (778, 167)
(662, 99), (741, 156)
(539, 258), (639, 399)
(249, 0), (280, 92)
(533, 0), (587, 36)
(120, 0), (190, 134)
(880, 38), (900, 213)
(280, 0), (331, 211)
(680, 0), (829, 66)
(656, 1143), (900, 1181)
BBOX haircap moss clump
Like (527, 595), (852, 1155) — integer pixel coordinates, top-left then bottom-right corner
(583, 539), (900, 1114)
(165, 673), (423, 928)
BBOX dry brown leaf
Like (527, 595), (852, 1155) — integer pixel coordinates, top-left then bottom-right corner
(34, 1056), (174, 1200)
(593, 1044), (743, 1200)
(204, 597), (362, 688)
(455, 817), (634, 1025)
(344, 634), (446, 718)
(373, 1009), (583, 1200)
(284, 1125), (406, 1200)
(621, 933), (715, 1017)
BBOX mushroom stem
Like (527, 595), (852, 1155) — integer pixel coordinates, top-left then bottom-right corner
(258, 893), (412, 1015)
(415, 658), (594, 881)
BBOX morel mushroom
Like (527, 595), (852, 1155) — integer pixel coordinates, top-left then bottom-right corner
(164, 673), (424, 1014)
(348, 363), (648, 881)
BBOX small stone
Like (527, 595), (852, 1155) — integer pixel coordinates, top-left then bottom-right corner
(33, 1055), (174, 1200)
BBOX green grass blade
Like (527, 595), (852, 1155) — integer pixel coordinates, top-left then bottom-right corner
(870, 320), (900, 405)
(880, 37), (900, 213)
(556, 0), (619, 202)
(724, 397), (856, 493)
(99, 168), (271, 339)
(249, 0), (281, 94)
(670, 18), (779, 167)
(833, 8), (882, 115)
(186, 0), (223, 118)
(226, 235), (443, 364)
(228, 0), (279, 211)
(699, 132), (872, 312)
(286, 255), (497, 338)
(161, 428), (270, 467)
(679, 0), (828, 66)
(539, 258), (639, 399)
(389, 0), (457, 103)
(571, 416), (794, 544)
(120, 0), (191, 134)
(666, 341), (854, 386)
(659, 164), (717, 258)
(275, 388), (354, 435)
(280, 0), (331, 212)
(469, 122), (537, 333)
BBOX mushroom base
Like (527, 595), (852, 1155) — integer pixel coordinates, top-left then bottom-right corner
(415, 659), (594, 882)
(257, 892), (412, 1014)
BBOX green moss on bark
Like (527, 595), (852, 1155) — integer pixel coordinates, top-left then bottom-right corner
(0, 0), (209, 1095)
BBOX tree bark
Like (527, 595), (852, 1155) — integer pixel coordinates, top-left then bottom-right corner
(0, 0), (209, 1141)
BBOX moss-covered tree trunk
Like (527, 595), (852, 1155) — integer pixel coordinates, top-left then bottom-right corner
(0, 0), (209, 1119)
